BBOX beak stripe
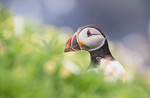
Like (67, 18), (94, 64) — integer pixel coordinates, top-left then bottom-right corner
(72, 33), (81, 50)
(76, 32), (82, 50)
(71, 33), (75, 49)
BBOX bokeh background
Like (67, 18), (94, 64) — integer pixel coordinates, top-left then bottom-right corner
(0, 0), (150, 98)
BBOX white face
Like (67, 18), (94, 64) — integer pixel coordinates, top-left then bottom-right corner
(78, 27), (106, 51)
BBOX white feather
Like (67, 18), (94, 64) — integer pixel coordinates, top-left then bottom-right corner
(88, 59), (126, 82)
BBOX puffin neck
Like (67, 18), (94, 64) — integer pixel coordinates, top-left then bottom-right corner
(88, 40), (114, 68)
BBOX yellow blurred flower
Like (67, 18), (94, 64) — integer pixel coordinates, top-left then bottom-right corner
(43, 61), (56, 74)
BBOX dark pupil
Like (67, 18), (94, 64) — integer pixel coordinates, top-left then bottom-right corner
(87, 30), (91, 36)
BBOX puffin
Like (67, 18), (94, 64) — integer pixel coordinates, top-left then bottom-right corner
(64, 25), (126, 82)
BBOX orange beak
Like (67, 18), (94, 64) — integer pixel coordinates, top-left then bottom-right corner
(64, 32), (84, 52)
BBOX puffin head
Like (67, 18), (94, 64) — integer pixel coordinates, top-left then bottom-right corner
(64, 25), (106, 52)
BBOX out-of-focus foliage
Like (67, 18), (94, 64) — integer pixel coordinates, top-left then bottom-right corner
(0, 7), (150, 98)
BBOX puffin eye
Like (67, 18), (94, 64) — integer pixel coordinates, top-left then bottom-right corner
(87, 30), (92, 37)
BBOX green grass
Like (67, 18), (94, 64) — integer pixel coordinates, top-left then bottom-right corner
(0, 7), (150, 98)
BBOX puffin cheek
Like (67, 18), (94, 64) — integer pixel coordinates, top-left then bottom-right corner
(81, 36), (104, 50)
(88, 36), (105, 50)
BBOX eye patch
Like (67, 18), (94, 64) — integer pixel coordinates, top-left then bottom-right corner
(87, 30), (92, 37)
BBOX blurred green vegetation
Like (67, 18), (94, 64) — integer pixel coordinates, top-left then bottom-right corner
(0, 7), (150, 98)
